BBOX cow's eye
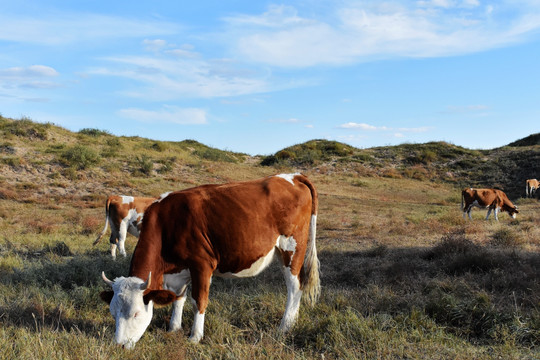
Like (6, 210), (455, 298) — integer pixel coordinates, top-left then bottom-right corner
(133, 312), (139, 319)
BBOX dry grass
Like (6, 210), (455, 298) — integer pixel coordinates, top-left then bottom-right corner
(1, 117), (539, 359)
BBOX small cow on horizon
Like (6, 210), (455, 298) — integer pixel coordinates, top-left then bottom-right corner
(461, 188), (518, 221)
(526, 179), (539, 198)
(93, 195), (157, 259)
(100, 174), (320, 348)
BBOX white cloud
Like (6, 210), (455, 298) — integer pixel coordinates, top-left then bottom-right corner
(0, 65), (61, 91)
(267, 117), (302, 123)
(226, 2), (540, 67)
(117, 106), (208, 125)
(338, 122), (381, 130)
(338, 122), (431, 133)
(0, 13), (178, 45)
(0, 65), (58, 78)
(90, 46), (282, 99)
(143, 39), (168, 52)
(224, 5), (310, 28)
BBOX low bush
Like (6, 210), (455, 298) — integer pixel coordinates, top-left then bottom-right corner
(490, 228), (524, 248)
(61, 145), (100, 170)
(132, 155), (154, 175)
(1, 117), (49, 140)
(78, 128), (111, 137)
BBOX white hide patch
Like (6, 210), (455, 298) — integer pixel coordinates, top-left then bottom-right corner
(278, 235), (297, 265)
(163, 270), (191, 295)
(214, 247), (277, 278)
(214, 235), (298, 278)
(275, 173), (300, 185)
(278, 235), (297, 252)
(121, 196), (135, 204)
(155, 191), (172, 203)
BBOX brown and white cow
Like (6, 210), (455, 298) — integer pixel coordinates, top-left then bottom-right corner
(526, 179), (539, 198)
(93, 195), (157, 259)
(461, 188), (518, 221)
(100, 174), (320, 348)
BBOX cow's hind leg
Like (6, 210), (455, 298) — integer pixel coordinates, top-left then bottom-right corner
(117, 221), (128, 257)
(109, 233), (118, 260)
(279, 266), (302, 333)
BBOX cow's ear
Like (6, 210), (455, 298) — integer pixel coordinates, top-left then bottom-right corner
(100, 290), (114, 304)
(143, 290), (176, 307)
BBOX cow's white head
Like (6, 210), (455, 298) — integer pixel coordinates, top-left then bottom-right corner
(100, 272), (176, 349)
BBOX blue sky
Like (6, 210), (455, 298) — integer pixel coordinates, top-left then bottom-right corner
(1, 0), (539, 155)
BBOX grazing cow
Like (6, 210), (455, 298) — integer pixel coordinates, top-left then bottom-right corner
(93, 195), (157, 259)
(461, 188), (518, 221)
(526, 179), (539, 198)
(100, 174), (320, 348)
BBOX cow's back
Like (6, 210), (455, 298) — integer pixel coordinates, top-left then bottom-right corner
(130, 175), (316, 282)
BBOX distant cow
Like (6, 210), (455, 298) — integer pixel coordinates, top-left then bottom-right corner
(93, 195), (156, 259)
(100, 174), (320, 348)
(461, 188), (518, 221)
(526, 179), (539, 198)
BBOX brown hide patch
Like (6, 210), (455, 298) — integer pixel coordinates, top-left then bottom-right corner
(143, 290), (177, 307)
(100, 290), (114, 304)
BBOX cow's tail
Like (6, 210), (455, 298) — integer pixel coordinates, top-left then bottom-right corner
(461, 189), (464, 211)
(526, 182), (530, 197)
(297, 175), (320, 306)
(93, 197), (111, 245)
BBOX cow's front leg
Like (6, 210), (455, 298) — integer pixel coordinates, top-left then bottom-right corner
(163, 270), (191, 332)
(485, 208), (492, 220)
(493, 207), (499, 221)
(188, 269), (212, 343)
(169, 294), (187, 332)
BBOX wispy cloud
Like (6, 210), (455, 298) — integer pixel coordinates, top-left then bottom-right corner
(0, 65), (61, 90)
(225, 2), (540, 67)
(0, 13), (178, 45)
(117, 105), (208, 125)
(0, 65), (59, 78)
(88, 40), (298, 99)
(338, 122), (431, 134)
(267, 117), (302, 123)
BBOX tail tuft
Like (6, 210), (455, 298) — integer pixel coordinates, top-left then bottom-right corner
(302, 214), (320, 306)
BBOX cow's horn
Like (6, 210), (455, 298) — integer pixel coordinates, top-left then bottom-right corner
(102, 271), (114, 286)
(140, 272), (151, 291)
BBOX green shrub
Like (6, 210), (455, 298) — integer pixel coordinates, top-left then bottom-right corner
(352, 153), (373, 162)
(2, 117), (49, 140)
(151, 142), (168, 152)
(78, 128), (111, 137)
(61, 145), (100, 169)
(157, 157), (176, 174)
(133, 155), (153, 175)
(193, 148), (237, 163)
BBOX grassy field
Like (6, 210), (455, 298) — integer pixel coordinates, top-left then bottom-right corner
(1, 118), (539, 359)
